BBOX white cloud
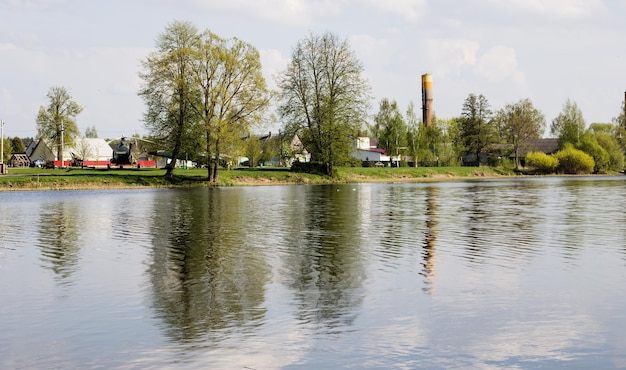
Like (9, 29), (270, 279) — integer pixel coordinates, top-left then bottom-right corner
(466, 313), (605, 365)
(426, 39), (480, 76)
(350, 34), (394, 69)
(189, 0), (343, 27)
(356, 0), (428, 23)
(0, 0), (71, 11)
(475, 45), (524, 84)
(480, 0), (607, 19)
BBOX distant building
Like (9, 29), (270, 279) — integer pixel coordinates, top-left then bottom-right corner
(465, 138), (560, 166)
(353, 136), (396, 165)
(8, 153), (29, 168)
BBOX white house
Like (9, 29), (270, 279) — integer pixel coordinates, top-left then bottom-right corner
(352, 136), (393, 164)
(70, 138), (114, 162)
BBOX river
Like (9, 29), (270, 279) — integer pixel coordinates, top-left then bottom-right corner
(1, 177), (626, 369)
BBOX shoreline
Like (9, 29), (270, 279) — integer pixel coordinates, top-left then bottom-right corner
(1, 171), (621, 192)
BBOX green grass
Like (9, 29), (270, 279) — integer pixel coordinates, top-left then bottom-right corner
(336, 166), (515, 180)
(0, 165), (518, 191)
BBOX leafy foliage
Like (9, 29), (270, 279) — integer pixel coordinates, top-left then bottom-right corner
(373, 98), (407, 158)
(525, 151), (558, 174)
(36, 86), (83, 160)
(11, 137), (25, 153)
(84, 125), (98, 138)
(139, 22), (269, 180)
(577, 133), (608, 173)
(139, 21), (200, 179)
(550, 99), (586, 147)
(405, 102), (420, 166)
(495, 98), (545, 169)
(594, 132), (624, 171)
(555, 146), (595, 174)
(278, 32), (371, 176)
(192, 30), (270, 181)
(290, 161), (328, 175)
(459, 93), (492, 166)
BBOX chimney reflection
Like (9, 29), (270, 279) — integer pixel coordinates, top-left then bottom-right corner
(420, 187), (438, 294)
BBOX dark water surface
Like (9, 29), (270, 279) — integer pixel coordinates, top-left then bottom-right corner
(2, 177), (626, 369)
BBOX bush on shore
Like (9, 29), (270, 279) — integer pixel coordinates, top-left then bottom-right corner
(555, 146), (595, 174)
(526, 151), (559, 174)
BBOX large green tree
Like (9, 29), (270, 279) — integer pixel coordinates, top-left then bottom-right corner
(11, 137), (25, 153)
(191, 30), (269, 182)
(496, 98), (545, 169)
(405, 101), (420, 167)
(612, 100), (626, 151)
(374, 98), (406, 164)
(459, 93), (492, 166)
(139, 21), (200, 179)
(36, 86), (83, 162)
(278, 32), (371, 176)
(550, 99), (586, 147)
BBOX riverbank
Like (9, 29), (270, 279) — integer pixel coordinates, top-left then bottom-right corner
(0, 166), (521, 191)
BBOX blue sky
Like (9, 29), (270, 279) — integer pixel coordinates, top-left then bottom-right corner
(1, 0), (624, 140)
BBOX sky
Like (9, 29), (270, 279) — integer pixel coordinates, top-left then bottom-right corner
(1, 0), (625, 140)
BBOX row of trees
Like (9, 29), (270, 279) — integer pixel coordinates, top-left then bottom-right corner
(370, 93), (626, 172)
(25, 22), (626, 178)
(1, 136), (30, 162)
(136, 23), (373, 178)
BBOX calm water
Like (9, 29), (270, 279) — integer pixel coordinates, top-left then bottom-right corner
(2, 177), (626, 369)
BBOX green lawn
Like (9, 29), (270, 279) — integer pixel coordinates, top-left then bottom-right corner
(0, 165), (518, 191)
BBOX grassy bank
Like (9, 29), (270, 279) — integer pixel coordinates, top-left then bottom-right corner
(0, 165), (517, 191)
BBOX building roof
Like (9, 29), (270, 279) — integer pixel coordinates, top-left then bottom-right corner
(70, 138), (113, 161)
(518, 138), (560, 155)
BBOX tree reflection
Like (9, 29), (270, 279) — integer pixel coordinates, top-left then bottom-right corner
(148, 189), (270, 345)
(460, 182), (542, 267)
(281, 185), (366, 333)
(37, 203), (80, 285)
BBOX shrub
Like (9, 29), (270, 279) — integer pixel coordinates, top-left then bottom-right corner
(554, 146), (595, 174)
(577, 135), (609, 173)
(595, 133), (624, 172)
(337, 156), (362, 167)
(290, 161), (328, 175)
(525, 151), (558, 174)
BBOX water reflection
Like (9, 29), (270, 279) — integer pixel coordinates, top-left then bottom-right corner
(147, 189), (270, 346)
(37, 202), (81, 285)
(420, 186), (438, 294)
(3, 178), (626, 368)
(281, 185), (366, 334)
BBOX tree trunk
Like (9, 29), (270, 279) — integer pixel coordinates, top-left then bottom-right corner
(206, 131), (211, 181)
(209, 139), (220, 183)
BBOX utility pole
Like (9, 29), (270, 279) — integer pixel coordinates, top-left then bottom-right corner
(1, 120), (4, 164)
(60, 122), (64, 169)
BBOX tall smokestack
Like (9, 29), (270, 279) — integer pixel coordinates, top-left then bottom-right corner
(422, 74), (433, 127)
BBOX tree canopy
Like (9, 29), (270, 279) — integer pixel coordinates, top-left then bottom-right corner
(139, 21), (200, 179)
(495, 98), (545, 169)
(139, 21), (269, 180)
(550, 99), (586, 147)
(373, 98), (407, 161)
(84, 125), (98, 138)
(191, 30), (270, 181)
(459, 93), (492, 166)
(11, 136), (25, 154)
(36, 86), (83, 161)
(278, 32), (371, 176)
